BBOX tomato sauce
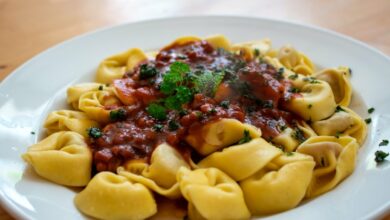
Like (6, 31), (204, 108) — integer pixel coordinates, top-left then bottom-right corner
(89, 40), (303, 172)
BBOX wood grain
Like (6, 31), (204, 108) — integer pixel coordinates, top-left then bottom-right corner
(0, 0), (389, 219)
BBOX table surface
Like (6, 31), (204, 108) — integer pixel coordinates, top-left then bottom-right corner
(0, 0), (389, 219)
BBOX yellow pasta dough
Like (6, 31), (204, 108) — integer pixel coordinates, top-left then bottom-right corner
(75, 172), (157, 220)
(311, 107), (367, 144)
(296, 136), (359, 198)
(315, 66), (352, 106)
(277, 45), (315, 75)
(78, 89), (121, 123)
(67, 83), (106, 110)
(186, 118), (261, 156)
(44, 110), (99, 137)
(96, 48), (148, 84)
(285, 79), (337, 121)
(204, 34), (232, 50)
(177, 167), (251, 220)
(117, 143), (190, 199)
(240, 152), (315, 215)
(232, 38), (273, 60)
(22, 131), (91, 186)
(198, 138), (282, 181)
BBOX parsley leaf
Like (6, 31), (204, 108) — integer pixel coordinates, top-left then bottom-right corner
(291, 128), (306, 143)
(109, 108), (126, 121)
(139, 64), (158, 79)
(375, 150), (389, 163)
(379, 139), (389, 146)
(87, 127), (102, 139)
(193, 70), (225, 97)
(168, 120), (179, 131)
(160, 62), (189, 95)
(368, 107), (375, 114)
(335, 106), (345, 113)
(238, 130), (252, 144)
(147, 103), (167, 120)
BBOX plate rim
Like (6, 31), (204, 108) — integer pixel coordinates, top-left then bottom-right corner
(1, 15), (389, 219)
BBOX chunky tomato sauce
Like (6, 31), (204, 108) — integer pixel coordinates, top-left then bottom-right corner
(89, 40), (303, 172)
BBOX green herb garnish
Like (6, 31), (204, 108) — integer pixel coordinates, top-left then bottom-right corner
(139, 64), (158, 79)
(192, 70), (225, 97)
(289, 88), (300, 93)
(379, 139), (389, 146)
(253, 48), (260, 57)
(147, 103), (167, 120)
(153, 124), (164, 132)
(276, 68), (284, 80)
(238, 130), (252, 144)
(365, 118), (372, 124)
(98, 85), (103, 90)
(168, 120), (179, 131)
(308, 104), (313, 109)
(291, 128), (306, 143)
(375, 150), (389, 163)
(335, 131), (342, 138)
(285, 152), (294, 156)
(220, 100), (230, 109)
(88, 127), (102, 139)
(288, 74), (298, 80)
(368, 107), (375, 114)
(109, 108), (126, 121)
(30, 131), (35, 135)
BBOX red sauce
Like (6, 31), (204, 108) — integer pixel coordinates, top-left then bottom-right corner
(89, 40), (303, 172)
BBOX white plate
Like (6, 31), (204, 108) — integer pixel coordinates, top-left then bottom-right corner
(1, 16), (390, 220)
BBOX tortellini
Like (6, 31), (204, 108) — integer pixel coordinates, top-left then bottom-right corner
(272, 122), (317, 152)
(78, 89), (121, 123)
(277, 45), (315, 75)
(315, 66), (352, 106)
(296, 136), (359, 198)
(22, 35), (368, 219)
(96, 48), (148, 84)
(198, 138), (282, 181)
(67, 83), (106, 110)
(240, 152), (315, 215)
(75, 172), (157, 220)
(117, 143), (190, 199)
(177, 167), (251, 220)
(44, 110), (99, 137)
(185, 118), (261, 156)
(22, 131), (91, 186)
(311, 107), (367, 144)
(285, 79), (337, 121)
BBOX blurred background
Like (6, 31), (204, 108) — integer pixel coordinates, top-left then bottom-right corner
(0, 0), (389, 219)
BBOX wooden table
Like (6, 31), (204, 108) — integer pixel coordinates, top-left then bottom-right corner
(0, 0), (389, 219)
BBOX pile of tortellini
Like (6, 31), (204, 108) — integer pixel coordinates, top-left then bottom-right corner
(22, 35), (367, 220)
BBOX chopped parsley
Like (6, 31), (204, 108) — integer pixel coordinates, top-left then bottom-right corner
(30, 131), (35, 135)
(192, 70), (225, 97)
(365, 118), (372, 124)
(375, 150), (389, 163)
(220, 100), (230, 109)
(308, 104), (313, 109)
(98, 85), (103, 90)
(368, 107), (375, 114)
(208, 108), (217, 114)
(335, 106), (346, 113)
(276, 68), (284, 80)
(153, 124), (164, 132)
(147, 103), (167, 120)
(379, 139), (389, 147)
(253, 48), (260, 57)
(335, 131), (342, 138)
(291, 128), (306, 143)
(289, 88), (300, 93)
(303, 77), (320, 84)
(109, 108), (126, 121)
(168, 120), (179, 131)
(87, 127), (102, 139)
(139, 64), (158, 79)
(285, 152), (294, 156)
(288, 74), (298, 80)
(279, 125), (287, 132)
(238, 129), (252, 144)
